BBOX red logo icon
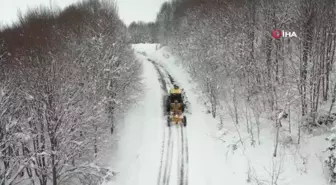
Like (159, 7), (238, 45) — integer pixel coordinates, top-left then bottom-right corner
(271, 29), (282, 39)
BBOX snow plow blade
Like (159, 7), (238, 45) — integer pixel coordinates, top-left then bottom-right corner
(167, 114), (186, 127)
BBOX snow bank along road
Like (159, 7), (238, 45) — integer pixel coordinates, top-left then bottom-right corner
(148, 58), (189, 185)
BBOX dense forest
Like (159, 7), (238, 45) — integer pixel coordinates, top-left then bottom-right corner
(141, 0), (336, 180)
(0, 0), (141, 184)
(149, 0), (336, 131)
(127, 21), (159, 43)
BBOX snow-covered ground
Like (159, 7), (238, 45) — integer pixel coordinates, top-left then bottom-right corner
(102, 51), (163, 185)
(104, 43), (331, 185)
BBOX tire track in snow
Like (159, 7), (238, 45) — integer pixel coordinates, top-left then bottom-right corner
(161, 66), (189, 185)
(162, 128), (174, 185)
(149, 58), (174, 185)
(157, 123), (168, 185)
(177, 124), (183, 185)
(176, 123), (189, 185)
(181, 124), (189, 185)
(148, 58), (189, 185)
(148, 58), (169, 116)
(156, 121), (174, 185)
(152, 61), (189, 185)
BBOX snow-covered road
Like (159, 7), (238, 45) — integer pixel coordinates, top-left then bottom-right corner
(137, 44), (233, 185)
(103, 44), (229, 185)
(150, 59), (189, 185)
(156, 122), (188, 185)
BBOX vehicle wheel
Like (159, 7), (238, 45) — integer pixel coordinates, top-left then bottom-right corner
(183, 116), (187, 127)
(167, 117), (171, 127)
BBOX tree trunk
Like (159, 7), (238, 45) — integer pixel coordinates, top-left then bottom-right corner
(51, 136), (57, 185)
(327, 82), (336, 119)
(273, 119), (280, 157)
(94, 125), (98, 158)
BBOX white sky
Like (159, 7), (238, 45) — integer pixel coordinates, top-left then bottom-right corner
(0, 0), (167, 27)
(117, 0), (168, 25)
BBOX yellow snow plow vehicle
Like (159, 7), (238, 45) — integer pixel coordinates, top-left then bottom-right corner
(165, 84), (187, 127)
(167, 101), (187, 127)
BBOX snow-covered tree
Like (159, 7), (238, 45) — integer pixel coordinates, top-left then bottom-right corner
(155, 0), (336, 126)
(0, 0), (141, 184)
